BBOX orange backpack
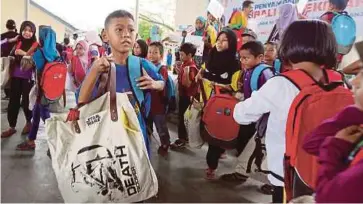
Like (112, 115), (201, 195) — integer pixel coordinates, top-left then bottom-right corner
(40, 61), (67, 102)
(202, 86), (240, 149)
(282, 69), (354, 201)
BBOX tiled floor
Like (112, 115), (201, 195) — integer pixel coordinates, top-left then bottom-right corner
(1, 91), (271, 203)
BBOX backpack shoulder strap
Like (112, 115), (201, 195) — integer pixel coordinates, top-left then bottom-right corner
(127, 55), (145, 107)
(280, 69), (316, 90)
(326, 69), (344, 82)
(250, 64), (270, 91)
(274, 59), (282, 74)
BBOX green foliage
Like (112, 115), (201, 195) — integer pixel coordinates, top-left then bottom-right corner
(138, 20), (165, 41)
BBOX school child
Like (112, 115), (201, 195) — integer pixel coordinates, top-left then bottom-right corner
(132, 39), (148, 59)
(232, 20), (339, 203)
(1, 21), (38, 138)
(167, 49), (173, 71)
(16, 26), (60, 151)
(85, 31), (105, 63)
(77, 10), (165, 154)
(170, 43), (198, 149)
(264, 42), (277, 66)
(320, 0), (355, 65)
(192, 16), (216, 68)
(70, 40), (90, 89)
(62, 37), (73, 64)
(70, 40), (91, 103)
(302, 66), (363, 202)
(147, 42), (171, 156)
(209, 41), (274, 180)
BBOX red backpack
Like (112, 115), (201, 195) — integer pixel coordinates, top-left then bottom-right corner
(202, 86), (240, 149)
(40, 61), (67, 102)
(282, 69), (354, 201)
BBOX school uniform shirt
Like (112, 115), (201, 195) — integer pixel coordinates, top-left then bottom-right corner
(150, 64), (168, 115)
(243, 65), (275, 99)
(178, 60), (198, 97)
(233, 76), (300, 186)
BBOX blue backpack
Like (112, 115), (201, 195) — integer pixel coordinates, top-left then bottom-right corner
(273, 59), (282, 74)
(127, 55), (151, 117)
(331, 11), (356, 55)
(250, 64), (274, 92)
(156, 64), (176, 112)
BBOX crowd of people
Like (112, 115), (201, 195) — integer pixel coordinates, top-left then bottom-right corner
(1, 0), (362, 202)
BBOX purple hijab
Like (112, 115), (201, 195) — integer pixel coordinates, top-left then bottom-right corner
(276, 3), (298, 39)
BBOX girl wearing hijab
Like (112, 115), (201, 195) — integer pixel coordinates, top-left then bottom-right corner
(70, 40), (90, 103)
(132, 39), (148, 58)
(198, 28), (240, 179)
(267, 3), (298, 43)
(16, 26), (60, 151)
(1, 21), (38, 138)
(192, 16), (217, 68)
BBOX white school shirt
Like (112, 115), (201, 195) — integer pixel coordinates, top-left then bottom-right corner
(233, 76), (300, 186)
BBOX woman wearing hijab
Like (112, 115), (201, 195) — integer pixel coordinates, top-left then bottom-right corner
(1, 21), (38, 138)
(132, 39), (148, 59)
(16, 26), (59, 151)
(267, 3), (298, 43)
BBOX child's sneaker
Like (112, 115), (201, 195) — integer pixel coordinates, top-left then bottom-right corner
(158, 145), (169, 157)
(205, 168), (216, 180)
(170, 139), (187, 150)
(16, 140), (35, 151)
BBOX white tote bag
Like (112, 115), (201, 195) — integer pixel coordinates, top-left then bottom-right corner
(46, 67), (158, 203)
(1, 56), (13, 88)
(184, 99), (205, 148)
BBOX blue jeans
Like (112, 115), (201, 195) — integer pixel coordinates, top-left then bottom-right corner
(148, 114), (171, 146)
(28, 103), (50, 141)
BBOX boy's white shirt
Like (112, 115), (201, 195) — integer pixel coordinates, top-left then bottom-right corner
(233, 76), (300, 187)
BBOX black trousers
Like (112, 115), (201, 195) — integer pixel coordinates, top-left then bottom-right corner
(7, 77), (33, 128)
(178, 95), (191, 141)
(206, 123), (256, 170)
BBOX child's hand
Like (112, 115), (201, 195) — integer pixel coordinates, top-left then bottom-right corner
(15, 49), (27, 56)
(234, 92), (244, 100)
(8, 35), (19, 43)
(137, 69), (163, 90)
(92, 56), (112, 74)
(335, 125), (363, 144)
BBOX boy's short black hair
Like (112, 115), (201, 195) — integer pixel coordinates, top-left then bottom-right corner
(240, 41), (264, 57)
(149, 41), (164, 55)
(279, 20), (337, 68)
(329, 0), (348, 10)
(180, 43), (197, 57)
(63, 37), (70, 45)
(6, 19), (16, 30)
(182, 30), (187, 34)
(105, 10), (134, 28)
(264, 41), (277, 47)
(242, 0), (254, 9)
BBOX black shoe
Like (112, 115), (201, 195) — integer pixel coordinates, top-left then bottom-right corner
(170, 139), (187, 150)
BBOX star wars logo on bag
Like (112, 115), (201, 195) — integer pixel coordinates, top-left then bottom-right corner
(85, 114), (101, 126)
(70, 145), (141, 199)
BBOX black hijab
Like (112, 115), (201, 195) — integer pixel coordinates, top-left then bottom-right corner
(18, 21), (37, 51)
(133, 39), (148, 58)
(205, 28), (239, 84)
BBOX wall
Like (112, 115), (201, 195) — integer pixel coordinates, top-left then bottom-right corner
(1, 0), (26, 32)
(1, 0), (75, 42)
(29, 4), (67, 42)
(175, 0), (209, 27)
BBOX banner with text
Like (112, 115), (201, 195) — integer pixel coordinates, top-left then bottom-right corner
(221, 0), (363, 42)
